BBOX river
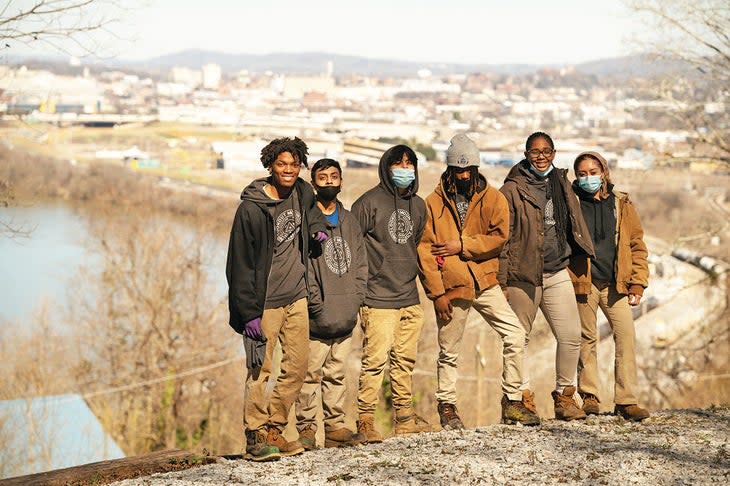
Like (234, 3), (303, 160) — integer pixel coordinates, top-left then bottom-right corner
(0, 204), (228, 333)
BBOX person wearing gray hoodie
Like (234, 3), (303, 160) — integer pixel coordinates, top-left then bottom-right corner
(226, 137), (327, 461)
(294, 158), (368, 449)
(351, 144), (430, 441)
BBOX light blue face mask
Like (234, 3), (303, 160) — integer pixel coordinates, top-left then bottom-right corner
(391, 168), (415, 189)
(578, 175), (602, 194)
(529, 164), (553, 177)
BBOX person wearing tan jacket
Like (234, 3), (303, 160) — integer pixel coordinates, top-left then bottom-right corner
(418, 134), (540, 429)
(571, 151), (650, 422)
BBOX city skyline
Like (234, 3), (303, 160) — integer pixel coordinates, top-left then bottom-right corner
(5, 0), (650, 66)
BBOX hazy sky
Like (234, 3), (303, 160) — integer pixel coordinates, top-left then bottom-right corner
(12, 0), (648, 65)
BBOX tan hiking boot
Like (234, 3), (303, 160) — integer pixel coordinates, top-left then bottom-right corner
(244, 428), (281, 462)
(266, 426), (305, 457)
(437, 402), (465, 430)
(357, 414), (383, 443)
(324, 427), (365, 448)
(552, 386), (587, 421)
(298, 424), (317, 451)
(522, 389), (537, 414)
(501, 395), (541, 426)
(581, 393), (600, 415)
(394, 412), (432, 435)
(615, 404), (650, 422)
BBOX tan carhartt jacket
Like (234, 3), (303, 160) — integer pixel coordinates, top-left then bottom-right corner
(418, 174), (509, 301)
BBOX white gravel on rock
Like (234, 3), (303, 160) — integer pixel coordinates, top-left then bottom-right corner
(110, 408), (729, 486)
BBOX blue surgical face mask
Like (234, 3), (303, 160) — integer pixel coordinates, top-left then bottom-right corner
(391, 168), (415, 189)
(577, 175), (602, 194)
(529, 164), (553, 177)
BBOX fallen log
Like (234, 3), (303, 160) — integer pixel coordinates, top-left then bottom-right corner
(0, 448), (216, 486)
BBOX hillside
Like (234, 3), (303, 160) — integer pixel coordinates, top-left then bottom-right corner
(109, 408), (729, 485)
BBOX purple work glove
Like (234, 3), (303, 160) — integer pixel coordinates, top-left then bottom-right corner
(313, 231), (329, 242)
(244, 317), (263, 340)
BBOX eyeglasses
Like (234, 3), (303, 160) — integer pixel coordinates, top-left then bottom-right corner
(526, 148), (555, 158)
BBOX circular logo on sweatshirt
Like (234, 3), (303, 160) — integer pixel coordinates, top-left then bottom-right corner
(324, 236), (352, 276)
(275, 209), (301, 244)
(388, 209), (413, 244)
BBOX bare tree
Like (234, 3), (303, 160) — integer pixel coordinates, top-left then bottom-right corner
(0, 0), (128, 57)
(69, 211), (240, 455)
(629, 0), (730, 163)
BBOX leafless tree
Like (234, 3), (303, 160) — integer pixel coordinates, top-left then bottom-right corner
(69, 211), (240, 455)
(629, 0), (730, 163)
(0, 0), (128, 57)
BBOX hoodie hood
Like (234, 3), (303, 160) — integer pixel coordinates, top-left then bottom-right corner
(241, 176), (309, 205)
(378, 145), (420, 197)
(574, 151), (613, 189)
(241, 177), (275, 204)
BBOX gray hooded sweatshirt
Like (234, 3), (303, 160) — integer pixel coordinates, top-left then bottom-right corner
(351, 145), (426, 308)
(307, 200), (368, 339)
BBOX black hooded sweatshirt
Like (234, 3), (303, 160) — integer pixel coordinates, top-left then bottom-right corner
(226, 177), (326, 334)
(351, 146), (426, 309)
(307, 200), (368, 339)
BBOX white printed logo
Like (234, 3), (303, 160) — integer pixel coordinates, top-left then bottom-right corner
(275, 209), (301, 244)
(544, 199), (555, 227)
(324, 236), (352, 276)
(387, 209), (414, 244)
(456, 200), (469, 224)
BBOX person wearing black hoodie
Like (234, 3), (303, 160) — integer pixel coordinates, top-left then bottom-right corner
(351, 145), (430, 442)
(294, 158), (368, 449)
(226, 137), (327, 462)
(570, 151), (650, 422)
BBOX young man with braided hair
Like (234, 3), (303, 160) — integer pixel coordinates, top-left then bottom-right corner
(226, 136), (328, 461)
(418, 133), (540, 429)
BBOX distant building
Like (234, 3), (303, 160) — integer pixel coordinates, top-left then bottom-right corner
(202, 63), (222, 90)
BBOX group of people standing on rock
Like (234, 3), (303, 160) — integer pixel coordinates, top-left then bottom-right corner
(226, 131), (651, 462)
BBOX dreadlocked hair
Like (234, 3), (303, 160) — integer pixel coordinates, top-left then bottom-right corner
(260, 137), (309, 169)
(443, 166), (480, 199)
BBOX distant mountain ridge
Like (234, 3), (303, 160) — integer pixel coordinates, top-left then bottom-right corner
(134, 50), (686, 77)
(8, 50), (687, 78)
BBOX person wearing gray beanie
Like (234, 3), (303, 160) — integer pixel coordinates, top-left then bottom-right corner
(418, 133), (540, 429)
(446, 133), (481, 169)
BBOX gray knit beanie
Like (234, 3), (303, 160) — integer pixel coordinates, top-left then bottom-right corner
(446, 133), (480, 168)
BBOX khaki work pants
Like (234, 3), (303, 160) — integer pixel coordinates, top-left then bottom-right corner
(244, 297), (309, 432)
(577, 281), (639, 405)
(295, 333), (352, 432)
(357, 304), (424, 415)
(506, 268), (581, 392)
(436, 284), (526, 403)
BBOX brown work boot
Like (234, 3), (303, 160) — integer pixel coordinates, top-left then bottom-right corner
(552, 386), (587, 421)
(522, 389), (537, 414)
(357, 414), (383, 443)
(298, 424), (317, 451)
(244, 428), (281, 462)
(324, 427), (365, 448)
(394, 411), (432, 435)
(501, 395), (541, 426)
(266, 426), (305, 457)
(615, 404), (650, 422)
(437, 402), (464, 430)
(581, 393), (600, 416)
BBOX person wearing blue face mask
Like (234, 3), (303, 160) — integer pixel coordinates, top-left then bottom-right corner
(570, 151), (650, 422)
(498, 131), (595, 421)
(351, 144), (430, 440)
